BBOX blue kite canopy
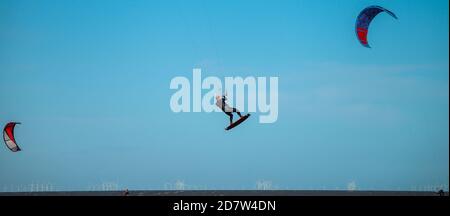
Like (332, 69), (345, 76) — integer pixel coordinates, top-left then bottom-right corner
(356, 5), (398, 48)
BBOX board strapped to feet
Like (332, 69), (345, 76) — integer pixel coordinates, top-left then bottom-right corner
(225, 114), (250, 131)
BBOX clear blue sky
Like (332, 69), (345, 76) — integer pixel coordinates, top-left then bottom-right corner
(0, 0), (448, 191)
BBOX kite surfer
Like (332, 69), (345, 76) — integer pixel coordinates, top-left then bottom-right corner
(216, 95), (250, 130)
(216, 94), (242, 125)
(216, 95), (242, 125)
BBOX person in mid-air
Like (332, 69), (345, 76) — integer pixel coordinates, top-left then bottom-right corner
(216, 94), (242, 125)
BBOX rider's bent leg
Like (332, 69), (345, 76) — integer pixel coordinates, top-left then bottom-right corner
(233, 108), (242, 117)
(226, 112), (233, 124)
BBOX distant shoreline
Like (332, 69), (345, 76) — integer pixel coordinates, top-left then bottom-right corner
(0, 190), (447, 196)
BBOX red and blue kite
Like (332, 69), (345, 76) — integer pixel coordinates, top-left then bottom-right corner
(356, 6), (398, 48)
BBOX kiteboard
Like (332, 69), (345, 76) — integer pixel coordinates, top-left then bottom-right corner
(225, 114), (250, 131)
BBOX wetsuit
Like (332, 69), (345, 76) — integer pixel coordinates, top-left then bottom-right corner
(216, 96), (242, 124)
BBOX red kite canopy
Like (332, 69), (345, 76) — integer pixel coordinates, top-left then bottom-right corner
(3, 122), (21, 152)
